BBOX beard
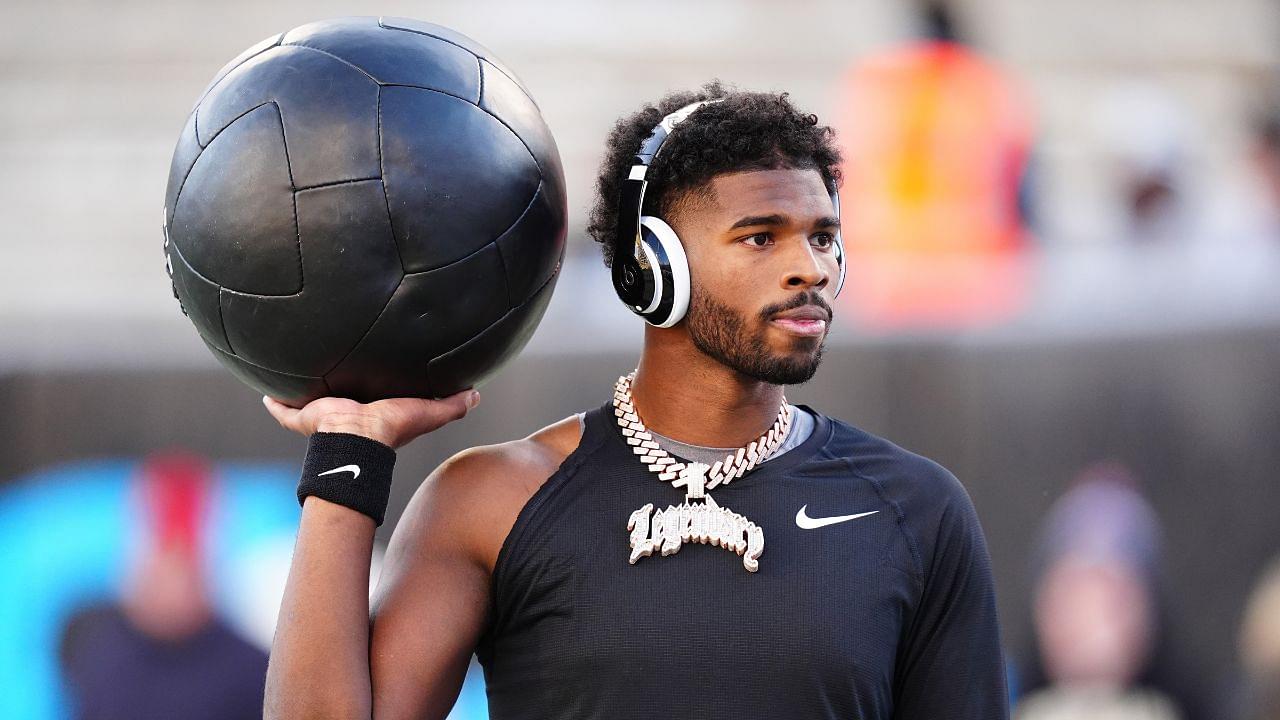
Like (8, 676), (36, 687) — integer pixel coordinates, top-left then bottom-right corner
(685, 286), (828, 386)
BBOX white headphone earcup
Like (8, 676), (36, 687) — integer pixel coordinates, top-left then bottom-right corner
(639, 216), (691, 328)
(833, 236), (847, 297)
(830, 188), (846, 298)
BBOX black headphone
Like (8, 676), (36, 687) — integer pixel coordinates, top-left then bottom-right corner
(611, 99), (847, 327)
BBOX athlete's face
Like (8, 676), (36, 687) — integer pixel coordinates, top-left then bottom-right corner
(669, 168), (839, 385)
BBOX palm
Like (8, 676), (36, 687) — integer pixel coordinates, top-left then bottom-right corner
(264, 391), (477, 449)
(299, 396), (364, 419)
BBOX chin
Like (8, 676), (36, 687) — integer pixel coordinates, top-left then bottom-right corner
(772, 335), (824, 359)
(752, 351), (824, 386)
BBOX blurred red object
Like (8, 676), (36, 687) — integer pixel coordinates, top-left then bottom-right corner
(137, 453), (211, 558)
(124, 453), (215, 641)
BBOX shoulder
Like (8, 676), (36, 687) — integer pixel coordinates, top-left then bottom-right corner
(821, 414), (983, 574)
(433, 412), (583, 511)
(448, 412), (582, 480)
(397, 413), (585, 572)
(58, 602), (124, 667)
(820, 414), (969, 510)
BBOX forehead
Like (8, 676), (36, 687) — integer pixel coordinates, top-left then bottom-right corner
(700, 168), (832, 222)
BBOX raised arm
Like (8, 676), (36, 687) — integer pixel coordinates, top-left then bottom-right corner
(365, 416), (579, 718)
(366, 442), (544, 718)
(260, 391), (479, 720)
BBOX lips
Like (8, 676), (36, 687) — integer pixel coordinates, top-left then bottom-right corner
(770, 305), (830, 337)
(772, 306), (830, 322)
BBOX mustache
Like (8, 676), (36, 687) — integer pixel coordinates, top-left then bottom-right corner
(758, 291), (834, 322)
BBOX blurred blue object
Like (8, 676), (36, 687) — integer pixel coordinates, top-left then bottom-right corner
(0, 459), (490, 719)
(0, 461), (131, 719)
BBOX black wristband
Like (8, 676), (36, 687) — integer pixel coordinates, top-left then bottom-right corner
(298, 432), (397, 526)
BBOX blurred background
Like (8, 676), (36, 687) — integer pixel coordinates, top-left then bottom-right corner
(2, 0), (1279, 718)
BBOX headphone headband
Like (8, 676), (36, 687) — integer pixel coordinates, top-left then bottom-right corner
(634, 99), (722, 169)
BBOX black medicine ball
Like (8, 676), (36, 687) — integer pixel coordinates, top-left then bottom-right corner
(163, 16), (566, 406)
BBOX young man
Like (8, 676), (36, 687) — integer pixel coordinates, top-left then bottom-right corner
(263, 84), (1008, 719)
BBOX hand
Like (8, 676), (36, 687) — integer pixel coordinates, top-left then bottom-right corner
(262, 390), (480, 450)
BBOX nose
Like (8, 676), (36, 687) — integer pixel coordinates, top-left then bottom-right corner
(781, 236), (831, 292)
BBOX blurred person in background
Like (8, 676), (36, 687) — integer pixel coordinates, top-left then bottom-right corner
(1094, 82), (1195, 247)
(1079, 77), (1280, 324)
(1247, 94), (1280, 245)
(832, 0), (1035, 330)
(1015, 462), (1206, 720)
(58, 454), (268, 720)
(1233, 557), (1280, 720)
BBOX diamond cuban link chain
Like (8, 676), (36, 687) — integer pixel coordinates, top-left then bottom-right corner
(615, 371), (792, 572)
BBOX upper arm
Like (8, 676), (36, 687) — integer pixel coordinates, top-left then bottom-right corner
(893, 469), (1009, 720)
(366, 445), (541, 720)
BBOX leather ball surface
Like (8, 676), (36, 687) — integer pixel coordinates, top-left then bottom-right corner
(163, 16), (566, 406)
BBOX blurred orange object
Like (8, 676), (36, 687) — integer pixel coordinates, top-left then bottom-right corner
(835, 41), (1034, 329)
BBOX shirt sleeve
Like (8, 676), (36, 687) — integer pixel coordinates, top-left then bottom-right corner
(892, 471), (1009, 720)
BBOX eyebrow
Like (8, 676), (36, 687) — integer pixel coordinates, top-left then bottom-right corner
(727, 214), (841, 231)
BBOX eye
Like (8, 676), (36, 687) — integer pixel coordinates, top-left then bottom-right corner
(811, 232), (835, 249)
(741, 233), (772, 248)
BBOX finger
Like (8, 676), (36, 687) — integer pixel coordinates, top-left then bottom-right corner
(417, 389), (477, 431)
(262, 395), (301, 431)
(387, 390), (478, 437)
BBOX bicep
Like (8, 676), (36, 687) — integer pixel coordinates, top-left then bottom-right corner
(367, 469), (493, 720)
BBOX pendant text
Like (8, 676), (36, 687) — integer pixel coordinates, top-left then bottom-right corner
(627, 501), (765, 572)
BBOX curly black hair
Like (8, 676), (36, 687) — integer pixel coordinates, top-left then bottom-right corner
(586, 81), (843, 268)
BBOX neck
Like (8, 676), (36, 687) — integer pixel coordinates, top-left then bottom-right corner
(629, 327), (785, 447)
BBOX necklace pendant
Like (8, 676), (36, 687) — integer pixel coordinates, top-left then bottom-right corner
(672, 461), (709, 501)
(614, 371), (784, 574)
(626, 498), (765, 572)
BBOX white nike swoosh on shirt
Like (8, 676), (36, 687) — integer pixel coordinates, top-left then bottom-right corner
(318, 464), (361, 480)
(795, 505), (879, 529)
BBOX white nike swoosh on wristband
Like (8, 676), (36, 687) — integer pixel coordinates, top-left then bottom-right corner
(795, 505), (878, 529)
(318, 464), (361, 480)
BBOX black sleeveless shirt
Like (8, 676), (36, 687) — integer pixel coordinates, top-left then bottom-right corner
(476, 400), (1007, 720)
